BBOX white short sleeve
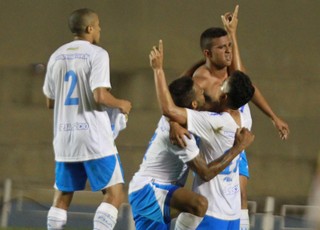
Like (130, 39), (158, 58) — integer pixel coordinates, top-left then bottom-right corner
(90, 48), (111, 91)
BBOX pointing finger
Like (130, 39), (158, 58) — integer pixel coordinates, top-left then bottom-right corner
(233, 5), (239, 18)
(159, 39), (163, 54)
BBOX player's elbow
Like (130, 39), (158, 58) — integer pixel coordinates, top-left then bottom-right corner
(199, 173), (211, 182)
(198, 170), (219, 182)
(161, 105), (171, 115)
(93, 88), (108, 105)
(161, 105), (174, 117)
(162, 106), (182, 123)
(94, 93), (104, 105)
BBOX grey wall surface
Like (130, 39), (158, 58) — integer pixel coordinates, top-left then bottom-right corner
(0, 0), (319, 212)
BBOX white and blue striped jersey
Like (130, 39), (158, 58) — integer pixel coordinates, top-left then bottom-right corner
(187, 104), (252, 220)
(43, 40), (117, 162)
(129, 116), (199, 194)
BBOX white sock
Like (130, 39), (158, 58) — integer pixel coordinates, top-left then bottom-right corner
(47, 206), (67, 230)
(240, 209), (250, 230)
(93, 202), (118, 230)
(174, 212), (204, 230)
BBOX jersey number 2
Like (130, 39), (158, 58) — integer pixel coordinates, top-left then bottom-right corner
(64, 70), (79, 106)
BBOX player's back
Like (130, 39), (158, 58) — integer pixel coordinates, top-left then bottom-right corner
(44, 40), (116, 162)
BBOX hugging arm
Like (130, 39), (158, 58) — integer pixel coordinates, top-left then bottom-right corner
(188, 127), (254, 181)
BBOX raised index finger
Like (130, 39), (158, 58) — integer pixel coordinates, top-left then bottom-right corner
(233, 5), (239, 18)
(158, 40), (163, 54)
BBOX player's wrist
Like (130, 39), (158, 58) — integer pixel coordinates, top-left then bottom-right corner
(232, 143), (244, 154)
(153, 67), (163, 72)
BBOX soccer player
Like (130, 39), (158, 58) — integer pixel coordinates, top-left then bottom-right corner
(151, 39), (255, 229)
(172, 6), (290, 229)
(128, 53), (255, 230)
(43, 8), (131, 230)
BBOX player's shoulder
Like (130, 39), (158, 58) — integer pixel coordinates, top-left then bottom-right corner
(193, 65), (210, 79)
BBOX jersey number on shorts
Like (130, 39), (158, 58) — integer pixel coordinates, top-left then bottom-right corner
(64, 70), (79, 106)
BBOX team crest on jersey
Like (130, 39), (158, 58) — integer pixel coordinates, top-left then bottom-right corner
(212, 126), (223, 134)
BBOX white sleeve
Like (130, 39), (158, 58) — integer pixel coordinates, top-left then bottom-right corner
(172, 135), (199, 163)
(90, 48), (111, 91)
(43, 56), (55, 99)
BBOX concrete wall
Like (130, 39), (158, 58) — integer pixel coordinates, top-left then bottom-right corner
(1, 0), (319, 212)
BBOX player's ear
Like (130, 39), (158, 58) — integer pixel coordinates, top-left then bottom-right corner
(86, 25), (93, 34)
(220, 93), (228, 104)
(203, 49), (211, 58)
(191, 100), (198, 110)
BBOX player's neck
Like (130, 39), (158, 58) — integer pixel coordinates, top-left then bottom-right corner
(74, 35), (93, 44)
(205, 62), (228, 79)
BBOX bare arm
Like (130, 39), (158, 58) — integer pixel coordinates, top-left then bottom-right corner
(188, 127), (254, 182)
(149, 40), (188, 125)
(222, 5), (289, 140)
(93, 87), (132, 114)
(251, 86), (289, 139)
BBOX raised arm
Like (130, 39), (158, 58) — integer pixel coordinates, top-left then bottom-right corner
(222, 5), (289, 140)
(149, 40), (188, 125)
(188, 127), (254, 181)
(222, 5), (245, 73)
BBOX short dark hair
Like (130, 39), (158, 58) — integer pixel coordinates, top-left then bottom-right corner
(168, 76), (195, 108)
(227, 71), (255, 109)
(68, 8), (96, 35)
(200, 27), (228, 51)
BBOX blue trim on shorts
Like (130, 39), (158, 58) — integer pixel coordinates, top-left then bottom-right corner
(196, 215), (240, 230)
(132, 214), (170, 230)
(239, 151), (250, 178)
(153, 182), (180, 224)
(55, 154), (120, 192)
(128, 182), (180, 230)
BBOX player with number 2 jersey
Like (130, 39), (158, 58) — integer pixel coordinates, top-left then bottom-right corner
(43, 40), (116, 162)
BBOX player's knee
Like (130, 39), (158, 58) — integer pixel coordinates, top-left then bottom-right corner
(102, 184), (125, 209)
(192, 195), (208, 217)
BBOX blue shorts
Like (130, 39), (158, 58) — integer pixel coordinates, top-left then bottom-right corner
(239, 151), (250, 178)
(128, 182), (180, 230)
(55, 154), (124, 192)
(196, 215), (240, 230)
